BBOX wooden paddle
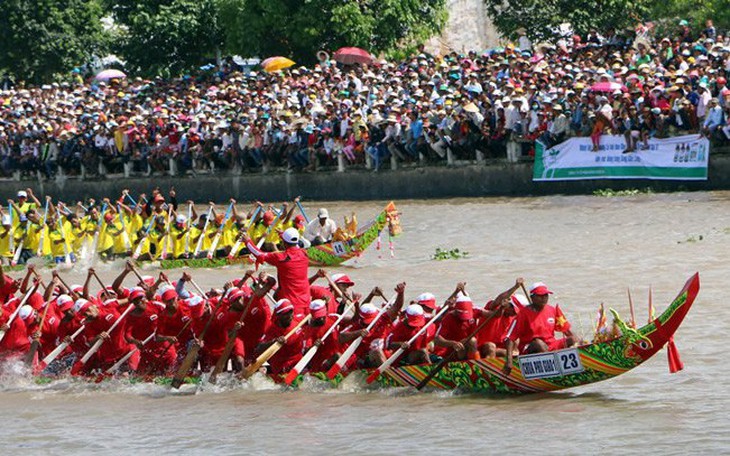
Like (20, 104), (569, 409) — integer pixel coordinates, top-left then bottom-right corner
(170, 298), (225, 389)
(208, 293), (256, 384)
(35, 198), (50, 256)
(240, 315), (311, 380)
(415, 306), (502, 390)
(520, 283), (533, 305)
(366, 304), (450, 384)
(78, 304), (134, 365)
(207, 202), (234, 259)
(0, 283), (39, 344)
(106, 332), (156, 374)
(326, 293), (397, 380)
(25, 286), (54, 366)
(193, 204), (214, 257)
(40, 324), (85, 369)
(284, 275), (357, 385)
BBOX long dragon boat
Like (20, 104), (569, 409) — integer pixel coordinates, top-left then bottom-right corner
(305, 272), (699, 393)
(8, 202), (401, 271)
(42, 273), (698, 394)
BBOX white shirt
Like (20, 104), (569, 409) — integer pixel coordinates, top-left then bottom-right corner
(304, 218), (337, 242)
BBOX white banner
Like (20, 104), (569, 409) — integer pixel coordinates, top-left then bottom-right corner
(533, 135), (709, 181)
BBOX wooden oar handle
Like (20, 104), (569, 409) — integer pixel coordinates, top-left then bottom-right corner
(520, 284), (533, 305)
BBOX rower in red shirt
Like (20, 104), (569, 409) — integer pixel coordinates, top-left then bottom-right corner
(0, 301), (31, 360)
(124, 288), (171, 375)
(309, 269), (356, 314)
(387, 304), (435, 365)
(0, 264), (20, 304)
(256, 299), (306, 375)
(155, 286), (194, 368)
(302, 299), (341, 372)
(502, 282), (576, 376)
(433, 294), (492, 361)
(48, 294), (86, 369)
(74, 298), (132, 373)
(237, 273), (275, 364)
(242, 228), (311, 317)
(338, 282), (405, 369)
(198, 288), (246, 372)
(476, 278), (527, 358)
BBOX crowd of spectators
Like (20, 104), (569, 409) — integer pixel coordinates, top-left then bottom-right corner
(1, 19), (730, 180)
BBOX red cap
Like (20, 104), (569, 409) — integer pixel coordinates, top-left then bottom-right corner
(332, 273), (354, 286)
(274, 299), (293, 315)
(161, 288), (177, 302)
(309, 299), (327, 319)
(104, 213), (114, 223)
(416, 292), (437, 311)
(263, 211), (275, 226)
(454, 295), (473, 320)
(129, 287), (146, 301)
(405, 304), (426, 327)
(56, 295), (74, 312)
(153, 194), (165, 203)
(359, 303), (378, 323)
(529, 282), (553, 296)
(228, 288), (245, 302)
(293, 215), (305, 227)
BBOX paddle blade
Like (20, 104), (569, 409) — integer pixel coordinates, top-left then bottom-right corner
(326, 363), (342, 380)
(172, 344), (200, 389)
(365, 369), (380, 384)
(284, 369), (300, 386)
(24, 341), (40, 366)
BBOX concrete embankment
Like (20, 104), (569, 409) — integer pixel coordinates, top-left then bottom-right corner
(2, 156), (729, 202)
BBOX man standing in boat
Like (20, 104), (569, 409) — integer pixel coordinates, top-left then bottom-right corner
(242, 228), (311, 317)
(502, 282), (576, 376)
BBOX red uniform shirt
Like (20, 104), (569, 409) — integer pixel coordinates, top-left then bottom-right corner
(83, 307), (131, 363)
(240, 296), (270, 361)
(303, 315), (341, 371)
(388, 321), (434, 352)
(434, 313), (478, 356)
(342, 314), (393, 360)
(0, 312), (30, 355)
(309, 286), (338, 314)
(505, 304), (571, 352)
(156, 301), (193, 350)
(0, 276), (18, 304)
(261, 316), (306, 375)
(247, 242), (311, 316)
(476, 314), (516, 349)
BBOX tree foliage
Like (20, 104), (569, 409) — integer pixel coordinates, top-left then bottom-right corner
(105, 0), (223, 78)
(218, 0), (448, 63)
(0, 0), (107, 83)
(648, 0), (730, 33)
(483, 0), (650, 42)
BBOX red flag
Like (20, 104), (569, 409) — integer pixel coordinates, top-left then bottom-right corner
(667, 336), (684, 373)
(555, 304), (571, 333)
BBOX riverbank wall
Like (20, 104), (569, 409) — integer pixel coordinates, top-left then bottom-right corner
(2, 156), (730, 202)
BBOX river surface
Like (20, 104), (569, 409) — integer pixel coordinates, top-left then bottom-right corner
(1, 192), (728, 455)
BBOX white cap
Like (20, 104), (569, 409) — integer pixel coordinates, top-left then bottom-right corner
(359, 303), (378, 315)
(417, 292), (435, 302)
(405, 304), (424, 316)
(17, 190), (27, 198)
(70, 284), (83, 293)
(18, 305), (34, 320)
(455, 293), (472, 303)
(282, 227), (300, 244)
(73, 299), (89, 313)
(318, 208), (329, 219)
(186, 296), (204, 307)
(176, 214), (187, 224)
(56, 294), (73, 306)
(309, 299), (326, 311)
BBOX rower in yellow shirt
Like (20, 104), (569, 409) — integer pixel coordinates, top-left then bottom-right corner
(0, 214), (13, 261)
(170, 214), (189, 259)
(46, 217), (73, 263)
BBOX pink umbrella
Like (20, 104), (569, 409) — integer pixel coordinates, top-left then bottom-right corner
(333, 47), (374, 65)
(95, 69), (127, 80)
(590, 81), (627, 93)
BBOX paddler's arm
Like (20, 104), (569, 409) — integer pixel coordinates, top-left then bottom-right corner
(189, 201), (198, 223)
(359, 286), (384, 315)
(339, 327), (369, 344)
(112, 262), (134, 296)
(282, 202), (295, 225)
(19, 265), (33, 293)
(83, 268), (95, 300)
(253, 272), (276, 297)
(494, 277), (525, 304)
(175, 273), (192, 299)
(229, 199), (238, 220)
(44, 274), (59, 303)
(309, 268), (326, 285)
(502, 339), (515, 375)
(46, 196), (56, 218)
(385, 282), (406, 321)
(26, 188), (42, 208)
(169, 188), (178, 212)
(241, 232), (274, 262)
